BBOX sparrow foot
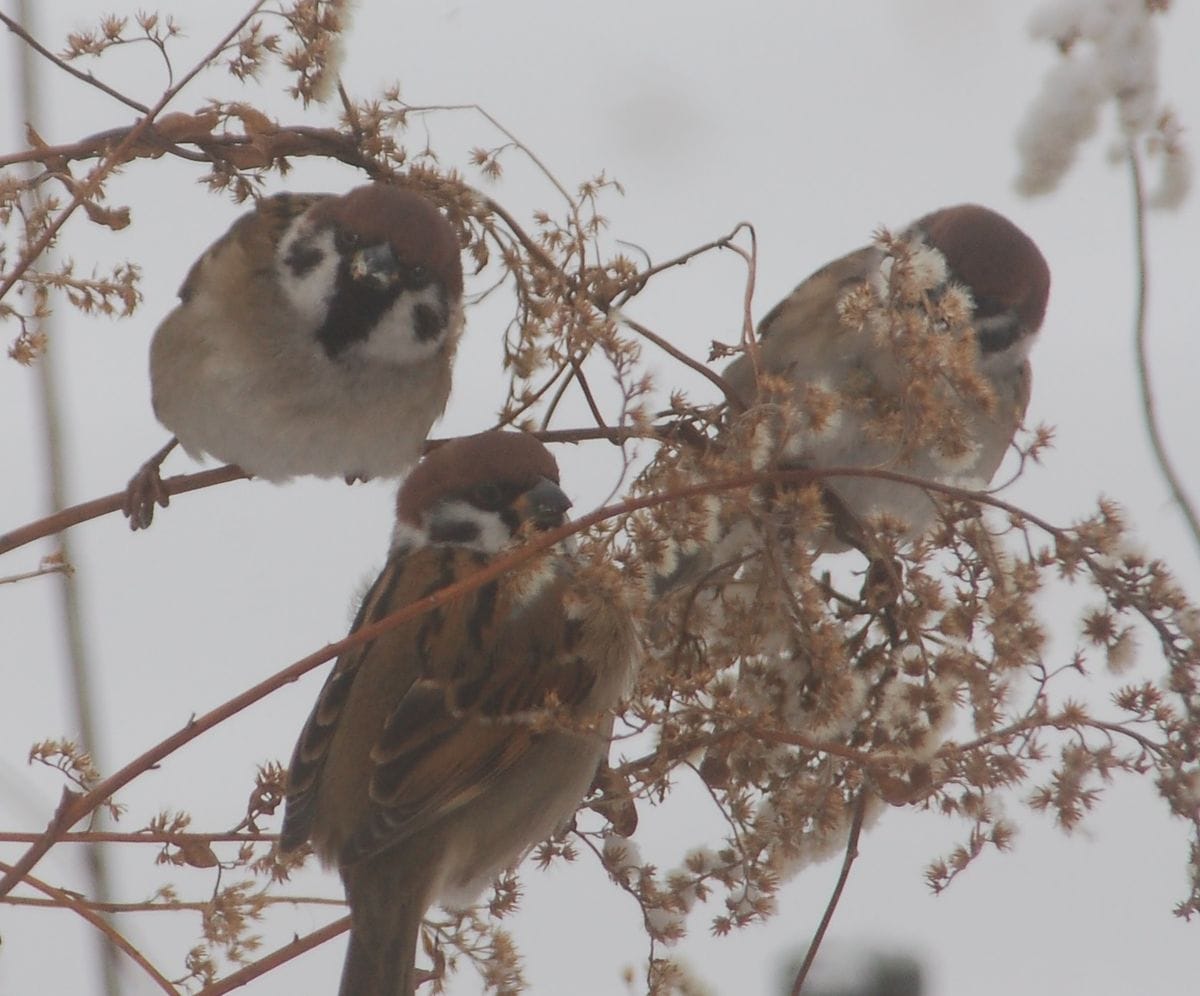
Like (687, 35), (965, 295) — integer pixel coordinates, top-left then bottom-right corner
(123, 438), (178, 531)
(586, 761), (639, 836)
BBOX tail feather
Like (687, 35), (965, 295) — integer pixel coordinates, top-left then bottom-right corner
(339, 852), (434, 996)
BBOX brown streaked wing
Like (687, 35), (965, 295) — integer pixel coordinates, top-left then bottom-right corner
(755, 245), (877, 343)
(279, 554), (406, 852)
(724, 245), (878, 401)
(343, 550), (601, 863)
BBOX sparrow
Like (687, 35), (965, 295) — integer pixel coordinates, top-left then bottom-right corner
(124, 182), (464, 527)
(279, 430), (638, 996)
(718, 203), (1050, 557)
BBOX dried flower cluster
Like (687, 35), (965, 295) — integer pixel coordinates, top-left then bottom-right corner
(1, 4), (1198, 995)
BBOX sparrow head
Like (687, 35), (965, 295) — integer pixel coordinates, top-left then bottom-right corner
(908, 204), (1051, 362)
(275, 183), (464, 368)
(393, 431), (571, 554)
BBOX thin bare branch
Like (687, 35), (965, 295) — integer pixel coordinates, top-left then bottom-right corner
(196, 916), (351, 995)
(1128, 147), (1200, 558)
(0, 13), (150, 114)
(0, 1), (269, 304)
(0, 860), (175, 994)
(789, 793), (868, 996)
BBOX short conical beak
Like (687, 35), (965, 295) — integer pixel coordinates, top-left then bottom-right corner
(516, 476), (572, 530)
(350, 243), (400, 289)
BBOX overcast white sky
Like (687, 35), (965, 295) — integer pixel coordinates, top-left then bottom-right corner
(3, 1), (1200, 994)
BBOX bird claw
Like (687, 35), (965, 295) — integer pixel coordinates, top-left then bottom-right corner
(861, 555), (903, 612)
(586, 762), (639, 837)
(122, 439), (177, 531)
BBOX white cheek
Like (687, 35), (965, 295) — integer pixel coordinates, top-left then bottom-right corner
(431, 500), (513, 554)
(347, 285), (456, 367)
(978, 315), (1038, 371)
(389, 520), (425, 555)
(275, 223), (340, 328)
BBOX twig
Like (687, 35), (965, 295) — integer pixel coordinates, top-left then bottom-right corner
(1127, 147), (1200, 558)
(538, 354), (584, 430)
(197, 916), (351, 995)
(0, 860), (175, 994)
(4, 894), (343, 913)
(3, 427), (703, 558)
(0, 464), (250, 556)
(3, 893), (343, 913)
(616, 312), (744, 408)
(0, 463), (917, 899)
(788, 792), (868, 996)
(567, 354), (610, 433)
(0, 1), (268, 305)
(609, 223), (753, 308)
(0, 480), (764, 898)
(0, 13), (151, 114)
(404, 101), (576, 210)
(0, 830), (276, 844)
(0, 561), (71, 584)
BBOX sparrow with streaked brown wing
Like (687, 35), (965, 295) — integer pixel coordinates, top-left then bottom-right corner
(280, 431), (638, 996)
(718, 203), (1050, 559)
(125, 183), (464, 527)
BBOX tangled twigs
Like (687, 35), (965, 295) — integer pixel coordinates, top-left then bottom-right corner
(0, 2), (270, 304)
(0, 465), (1075, 901)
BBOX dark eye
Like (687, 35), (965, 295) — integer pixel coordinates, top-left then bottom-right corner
(972, 294), (1006, 319)
(335, 229), (361, 253)
(472, 482), (504, 509)
(408, 263), (429, 286)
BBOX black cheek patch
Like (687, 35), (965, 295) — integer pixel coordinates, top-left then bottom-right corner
(498, 508), (521, 536)
(975, 312), (1024, 355)
(413, 302), (445, 343)
(429, 519), (482, 545)
(283, 239), (326, 278)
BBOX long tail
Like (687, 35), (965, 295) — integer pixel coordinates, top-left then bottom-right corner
(339, 852), (434, 996)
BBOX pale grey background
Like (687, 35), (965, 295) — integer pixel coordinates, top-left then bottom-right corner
(2, 1), (1198, 994)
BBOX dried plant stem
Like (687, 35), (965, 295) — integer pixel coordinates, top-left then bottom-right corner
(0, 467), (823, 898)
(1, 429), (674, 557)
(0, 464), (250, 556)
(788, 793), (868, 996)
(14, 6), (119, 991)
(5, 894), (342, 913)
(0, 1), (268, 304)
(1128, 147), (1200, 558)
(0, 464), (1080, 902)
(196, 916), (351, 995)
(0, 562), (71, 584)
(0, 830), (277, 844)
(1, 454), (1066, 563)
(0, 860), (176, 994)
(0, 13), (151, 114)
(617, 312), (743, 406)
(0, 482), (758, 899)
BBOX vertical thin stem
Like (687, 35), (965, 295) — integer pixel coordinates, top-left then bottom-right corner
(789, 793), (868, 996)
(1128, 147), (1200, 557)
(13, 2), (119, 993)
